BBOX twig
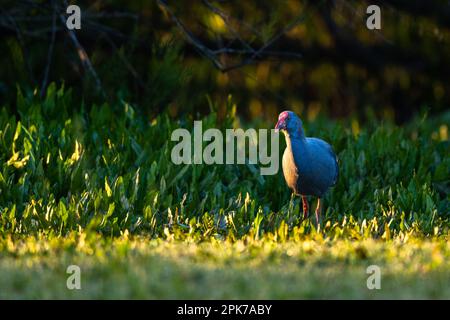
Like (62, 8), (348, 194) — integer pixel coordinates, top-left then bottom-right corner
(59, 14), (105, 97)
(219, 13), (307, 72)
(201, 0), (263, 39)
(157, 0), (225, 70)
(202, 0), (256, 54)
(0, 12), (139, 22)
(84, 19), (138, 42)
(211, 48), (302, 59)
(158, 0), (306, 73)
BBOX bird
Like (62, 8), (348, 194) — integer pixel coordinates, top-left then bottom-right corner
(275, 111), (338, 226)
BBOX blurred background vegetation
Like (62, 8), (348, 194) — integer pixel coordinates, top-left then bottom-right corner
(1, 0), (449, 123)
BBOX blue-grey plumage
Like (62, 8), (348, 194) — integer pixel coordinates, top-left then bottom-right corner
(275, 111), (338, 226)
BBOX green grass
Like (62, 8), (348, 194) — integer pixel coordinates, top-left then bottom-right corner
(1, 234), (449, 299)
(0, 84), (449, 298)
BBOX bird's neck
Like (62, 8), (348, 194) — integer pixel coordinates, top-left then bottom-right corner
(284, 130), (306, 143)
(284, 131), (308, 169)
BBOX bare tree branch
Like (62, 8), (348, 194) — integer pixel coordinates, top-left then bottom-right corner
(202, 0), (256, 54)
(211, 48), (303, 59)
(53, 0), (104, 97)
(202, 0), (263, 39)
(157, 0), (225, 70)
(59, 13), (105, 97)
(157, 0), (306, 73)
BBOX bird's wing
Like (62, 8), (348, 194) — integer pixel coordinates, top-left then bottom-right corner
(305, 137), (339, 186)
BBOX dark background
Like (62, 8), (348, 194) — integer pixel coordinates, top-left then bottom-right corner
(1, 0), (449, 123)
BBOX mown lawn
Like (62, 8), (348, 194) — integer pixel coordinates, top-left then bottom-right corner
(0, 85), (449, 299)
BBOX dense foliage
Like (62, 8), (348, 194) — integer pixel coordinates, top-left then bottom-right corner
(1, 85), (448, 241)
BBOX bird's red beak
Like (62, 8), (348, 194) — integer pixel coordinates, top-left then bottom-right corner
(275, 119), (286, 132)
(275, 112), (289, 132)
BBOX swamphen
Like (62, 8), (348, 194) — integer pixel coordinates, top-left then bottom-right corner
(275, 111), (338, 226)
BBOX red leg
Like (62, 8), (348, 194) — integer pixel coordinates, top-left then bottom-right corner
(301, 195), (309, 219)
(315, 198), (322, 227)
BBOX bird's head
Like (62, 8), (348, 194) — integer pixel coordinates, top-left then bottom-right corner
(275, 111), (304, 137)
